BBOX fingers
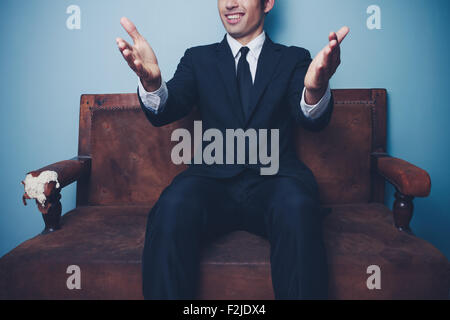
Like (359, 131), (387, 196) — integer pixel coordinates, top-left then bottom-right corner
(116, 37), (140, 73)
(312, 26), (348, 86)
(120, 16), (141, 43)
(327, 25), (350, 55)
(117, 42), (138, 73)
(117, 44), (148, 80)
(320, 35), (334, 66)
(319, 30), (341, 76)
(335, 26), (350, 44)
(116, 37), (132, 53)
(328, 31), (335, 42)
(116, 38), (134, 64)
(327, 32), (339, 51)
(327, 30), (342, 65)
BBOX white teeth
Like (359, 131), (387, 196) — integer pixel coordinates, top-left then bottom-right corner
(227, 14), (240, 20)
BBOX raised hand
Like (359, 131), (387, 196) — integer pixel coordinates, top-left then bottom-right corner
(304, 26), (350, 104)
(116, 17), (162, 92)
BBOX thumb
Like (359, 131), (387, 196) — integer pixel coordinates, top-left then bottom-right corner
(120, 17), (141, 43)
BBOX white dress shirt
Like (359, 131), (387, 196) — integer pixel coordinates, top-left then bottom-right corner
(138, 31), (331, 119)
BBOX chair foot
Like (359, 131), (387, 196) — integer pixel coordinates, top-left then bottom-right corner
(393, 191), (414, 233)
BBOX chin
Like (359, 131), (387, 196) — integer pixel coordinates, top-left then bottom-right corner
(227, 30), (244, 38)
(224, 26), (246, 38)
(221, 20), (245, 36)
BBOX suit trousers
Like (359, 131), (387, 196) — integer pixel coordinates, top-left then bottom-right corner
(141, 168), (329, 300)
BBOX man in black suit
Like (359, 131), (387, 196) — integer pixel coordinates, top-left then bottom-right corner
(116, 0), (349, 299)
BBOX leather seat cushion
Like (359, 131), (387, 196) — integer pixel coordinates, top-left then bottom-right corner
(0, 203), (448, 299)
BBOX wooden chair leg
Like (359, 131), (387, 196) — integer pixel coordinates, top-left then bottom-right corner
(393, 190), (414, 235)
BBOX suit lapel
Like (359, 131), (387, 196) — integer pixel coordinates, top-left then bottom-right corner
(245, 35), (282, 125)
(216, 35), (246, 125)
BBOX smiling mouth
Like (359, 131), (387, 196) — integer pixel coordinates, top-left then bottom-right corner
(225, 13), (245, 25)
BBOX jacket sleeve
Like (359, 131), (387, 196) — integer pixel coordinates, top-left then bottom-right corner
(287, 48), (334, 132)
(137, 48), (198, 127)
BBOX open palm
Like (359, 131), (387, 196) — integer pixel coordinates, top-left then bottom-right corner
(116, 17), (162, 91)
(304, 26), (350, 92)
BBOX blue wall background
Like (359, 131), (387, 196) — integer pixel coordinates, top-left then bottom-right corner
(1, 0), (449, 260)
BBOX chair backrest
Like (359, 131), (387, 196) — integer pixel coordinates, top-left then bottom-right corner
(77, 89), (386, 207)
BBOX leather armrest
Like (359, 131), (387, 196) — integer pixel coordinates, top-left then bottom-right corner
(22, 156), (91, 206)
(371, 152), (431, 197)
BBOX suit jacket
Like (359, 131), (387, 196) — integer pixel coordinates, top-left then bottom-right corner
(137, 34), (334, 198)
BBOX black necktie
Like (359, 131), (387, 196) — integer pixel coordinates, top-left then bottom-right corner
(237, 46), (253, 119)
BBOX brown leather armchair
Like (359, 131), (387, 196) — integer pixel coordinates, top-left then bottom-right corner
(1, 89), (448, 299)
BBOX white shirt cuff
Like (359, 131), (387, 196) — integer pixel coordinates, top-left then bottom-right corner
(138, 78), (168, 114)
(300, 83), (332, 119)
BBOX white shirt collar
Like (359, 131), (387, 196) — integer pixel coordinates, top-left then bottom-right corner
(226, 31), (266, 60)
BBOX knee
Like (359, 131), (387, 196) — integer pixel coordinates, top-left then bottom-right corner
(158, 189), (202, 213)
(275, 195), (317, 220)
(152, 189), (203, 238)
(270, 187), (320, 234)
